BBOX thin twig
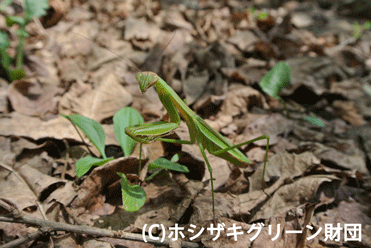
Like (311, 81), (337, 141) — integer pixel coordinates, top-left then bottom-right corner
(0, 229), (42, 248)
(0, 214), (202, 248)
(0, 200), (201, 248)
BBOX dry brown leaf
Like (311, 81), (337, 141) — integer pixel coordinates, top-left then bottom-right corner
(44, 181), (77, 212)
(313, 200), (371, 247)
(53, 234), (79, 248)
(26, 51), (61, 86)
(222, 59), (268, 85)
(251, 175), (338, 221)
(40, 0), (68, 28)
(228, 30), (258, 52)
(59, 58), (85, 82)
(190, 191), (240, 223)
(175, 122), (230, 190)
(332, 100), (366, 126)
(220, 84), (268, 117)
(0, 112), (80, 141)
(250, 151), (320, 191)
(18, 164), (66, 201)
(71, 156), (145, 213)
(99, 237), (163, 248)
(286, 56), (348, 96)
(234, 113), (294, 148)
(251, 204), (316, 248)
(7, 78), (63, 119)
(125, 17), (161, 50)
(183, 70), (209, 105)
(60, 73), (132, 122)
(308, 142), (368, 175)
(0, 168), (39, 215)
(56, 22), (98, 58)
(292, 126), (325, 142)
(0, 85), (8, 113)
(18, 150), (57, 175)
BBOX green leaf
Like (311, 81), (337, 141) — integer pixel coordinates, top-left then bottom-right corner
(148, 158), (189, 173)
(353, 22), (361, 39)
(363, 84), (371, 96)
(257, 12), (268, 20)
(364, 20), (371, 30)
(6, 16), (26, 26)
(259, 61), (291, 99)
(24, 0), (49, 21)
(10, 69), (26, 81)
(145, 168), (164, 181)
(61, 114), (107, 158)
(0, 31), (11, 74)
(171, 153), (181, 162)
(118, 172), (146, 212)
(0, 31), (10, 49)
(113, 107), (144, 156)
(304, 116), (325, 127)
(75, 156), (113, 177)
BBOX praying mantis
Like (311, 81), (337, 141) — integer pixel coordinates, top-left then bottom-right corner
(125, 71), (270, 220)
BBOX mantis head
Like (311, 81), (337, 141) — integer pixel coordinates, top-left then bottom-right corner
(135, 72), (159, 93)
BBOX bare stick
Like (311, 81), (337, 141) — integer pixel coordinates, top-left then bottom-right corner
(0, 230), (43, 248)
(0, 199), (201, 248)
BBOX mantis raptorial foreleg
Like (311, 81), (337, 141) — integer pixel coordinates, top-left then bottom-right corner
(126, 72), (270, 220)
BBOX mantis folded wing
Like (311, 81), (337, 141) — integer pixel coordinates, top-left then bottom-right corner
(126, 71), (269, 220)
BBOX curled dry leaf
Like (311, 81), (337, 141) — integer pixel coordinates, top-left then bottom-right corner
(286, 56), (349, 96)
(0, 112), (81, 141)
(0, 168), (40, 217)
(7, 78), (64, 119)
(17, 164), (66, 202)
(233, 113), (294, 148)
(220, 84), (268, 117)
(183, 70), (209, 105)
(59, 73), (132, 122)
(312, 200), (371, 247)
(70, 156), (147, 213)
(40, 0), (69, 28)
(307, 142), (368, 175)
(0, 85), (8, 113)
(190, 191), (240, 224)
(332, 100), (366, 126)
(251, 175), (339, 222)
(124, 17), (162, 50)
(174, 122), (230, 190)
(228, 30), (258, 52)
(249, 151), (320, 191)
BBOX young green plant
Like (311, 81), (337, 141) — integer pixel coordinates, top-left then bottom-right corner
(62, 107), (188, 212)
(259, 61), (325, 127)
(125, 72), (270, 220)
(0, 0), (49, 81)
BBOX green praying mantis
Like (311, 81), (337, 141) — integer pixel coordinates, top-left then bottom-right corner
(125, 71), (270, 220)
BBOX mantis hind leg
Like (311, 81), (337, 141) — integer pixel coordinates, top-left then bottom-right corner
(212, 135), (270, 182)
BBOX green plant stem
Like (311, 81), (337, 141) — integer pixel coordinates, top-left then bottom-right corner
(15, 27), (27, 70)
(138, 143), (142, 177)
(70, 121), (95, 156)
